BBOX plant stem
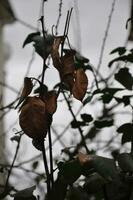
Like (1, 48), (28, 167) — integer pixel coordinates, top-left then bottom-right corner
(0, 134), (22, 198)
(48, 127), (54, 187)
(42, 141), (51, 197)
(62, 90), (89, 154)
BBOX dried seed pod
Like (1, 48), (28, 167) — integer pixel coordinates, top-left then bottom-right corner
(51, 36), (64, 71)
(19, 96), (49, 139)
(60, 51), (75, 90)
(16, 77), (33, 108)
(44, 91), (57, 114)
(72, 68), (88, 101)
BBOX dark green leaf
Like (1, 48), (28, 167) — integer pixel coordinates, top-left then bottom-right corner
(110, 47), (126, 56)
(71, 120), (86, 128)
(75, 62), (93, 71)
(94, 119), (113, 129)
(81, 114), (93, 123)
(108, 54), (133, 67)
(101, 93), (113, 104)
(86, 126), (98, 139)
(114, 96), (131, 106)
(10, 135), (20, 142)
(58, 160), (82, 184)
(23, 33), (54, 59)
(83, 173), (105, 194)
(91, 155), (118, 181)
(23, 32), (40, 48)
(117, 153), (133, 172)
(83, 95), (93, 105)
(93, 88), (123, 96)
(75, 52), (89, 64)
(122, 95), (131, 106)
(13, 186), (36, 200)
(32, 161), (39, 170)
(117, 123), (133, 144)
(108, 55), (127, 67)
(34, 84), (48, 95)
(115, 68), (133, 90)
(67, 186), (90, 200)
(126, 18), (132, 29)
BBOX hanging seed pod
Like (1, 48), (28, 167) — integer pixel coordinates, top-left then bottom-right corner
(16, 77), (33, 108)
(44, 91), (57, 114)
(51, 36), (64, 71)
(19, 96), (49, 139)
(60, 51), (75, 90)
(72, 68), (88, 101)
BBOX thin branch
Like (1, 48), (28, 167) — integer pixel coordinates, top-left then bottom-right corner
(62, 90), (89, 154)
(42, 141), (51, 196)
(0, 134), (22, 198)
(55, 0), (63, 35)
(96, 0), (116, 74)
(48, 127), (54, 187)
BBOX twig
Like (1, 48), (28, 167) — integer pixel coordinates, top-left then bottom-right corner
(0, 134), (22, 198)
(48, 127), (54, 187)
(62, 90), (89, 154)
(41, 141), (51, 196)
(96, 0), (116, 74)
(55, 0), (63, 35)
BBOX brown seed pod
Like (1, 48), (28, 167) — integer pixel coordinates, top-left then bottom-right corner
(19, 96), (49, 139)
(51, 36), (64, 71)
(44, 91), (57, 114)
(72, 68), (88, 101)
(16, 77), (33, 108)
(60, 51), (75, 90)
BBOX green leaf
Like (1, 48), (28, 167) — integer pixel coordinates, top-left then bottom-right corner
(75, 52), (89, 64)
(13, 186), (37, 200)
(126, 18), (132, 29)
(91, 155), (118, 181)
(71, 120), (86, 128)
(83, 95), (93, 105)
(10, 135), (20, 142)
(58, 160), (82, 184)
(23, 33), (54, 59)
(101, 93), (113, 104)
(93, 88), (123, 96)
(110, 47), (126, 56)
(117, 153), (133, 172)
(94, 119), (114, 129)
(32, 161), (39, 170)
(23, 32), (40, 48)
(115, 68), (133, 90)
(67, 186), (90, 200)
(81, 114), (93, 123)
(114, 95), (131, 106)
(86, 126), (98, 139)
(83, 173), (105, 194)
(108, 54), (133, 67)
(117, 123), (133, 144)
(34, 84), (48, 95)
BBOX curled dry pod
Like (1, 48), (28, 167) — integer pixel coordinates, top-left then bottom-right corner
(16, 77), (33, 108)
(51, 36), (64, 71)
(44, 91), (57, 114)
(19, 96), (49, 139)
(72, 68), (88, 101)
(60, 51), (75, 90)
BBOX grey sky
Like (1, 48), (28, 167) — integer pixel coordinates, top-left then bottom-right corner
(2, 0), (132, 195)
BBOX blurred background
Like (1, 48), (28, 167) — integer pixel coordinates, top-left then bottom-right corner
(0, 0), (132, 199)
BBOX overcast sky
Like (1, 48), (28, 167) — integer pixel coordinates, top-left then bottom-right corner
(3, 0), (131, 159)
(2, 0), (132, 194)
